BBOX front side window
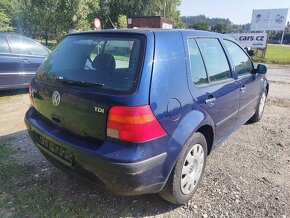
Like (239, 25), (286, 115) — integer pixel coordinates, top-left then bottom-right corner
(36, 34), (145, 94)
(223, 40), (253, 76)
(188, 38), (208, 86)
(0, 35), (10, 53)
(196, 38), (232, 83)
(8, 35), (49, 56)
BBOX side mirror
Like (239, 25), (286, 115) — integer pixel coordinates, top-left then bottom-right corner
(246, 50), (254, 57)
(256, 64), (267, 74)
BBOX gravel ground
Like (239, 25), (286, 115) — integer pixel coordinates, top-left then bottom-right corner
(0, 64), (289, 217)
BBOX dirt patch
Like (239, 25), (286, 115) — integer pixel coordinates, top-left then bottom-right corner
(0, 64), (290, 217)
(0, 90), (30, 137)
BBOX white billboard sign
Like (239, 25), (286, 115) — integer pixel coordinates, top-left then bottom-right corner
(227, 33), (268, 49)
(250, 8), (288, 31)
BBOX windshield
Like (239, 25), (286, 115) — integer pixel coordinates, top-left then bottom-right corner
(36, 34), (145, 94)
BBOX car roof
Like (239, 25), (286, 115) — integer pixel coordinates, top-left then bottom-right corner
(0, 32), (25, 36)
(67, 29), (230, 39)
(0, 32), (51, 52)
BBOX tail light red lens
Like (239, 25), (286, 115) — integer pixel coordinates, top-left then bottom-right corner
(107, 105), (167, 143)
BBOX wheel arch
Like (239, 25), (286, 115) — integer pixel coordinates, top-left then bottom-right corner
(160, 110), (215, 190)
(266, 82), (269, 95)
(196, 124), (214, 155)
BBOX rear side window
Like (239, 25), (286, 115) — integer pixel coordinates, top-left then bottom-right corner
(8, 35), (49, 56)
(223, 40), (253, 76)
(36, 34), (145, 94)
(196, 38), (232, 83)
(0, 35), (10, 53)
(188, 39), (208, 86)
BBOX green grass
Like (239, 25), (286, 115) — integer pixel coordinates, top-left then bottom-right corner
(0, 143), (27, 190)
(252, 44), (290, 64)
(0, 143), (102, 217)
(114, 55), (130, 62)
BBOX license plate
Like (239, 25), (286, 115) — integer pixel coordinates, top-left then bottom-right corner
(37, 134), (74, 165)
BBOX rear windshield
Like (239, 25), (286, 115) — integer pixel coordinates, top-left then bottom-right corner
(36, 34), (145, 94)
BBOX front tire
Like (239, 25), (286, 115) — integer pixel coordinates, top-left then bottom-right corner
(159, 132), (207, 204)
(250, 90), (267, 123)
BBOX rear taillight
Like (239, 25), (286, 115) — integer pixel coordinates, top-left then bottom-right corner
(107, 105), (167, 143)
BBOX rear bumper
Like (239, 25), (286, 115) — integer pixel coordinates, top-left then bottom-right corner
(25, 107), (181, 195)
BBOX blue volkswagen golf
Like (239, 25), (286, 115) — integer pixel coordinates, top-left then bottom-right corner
(25, 29), (268, 204)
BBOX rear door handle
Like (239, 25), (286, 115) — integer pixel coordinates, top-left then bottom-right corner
(20, 59), (31, 64)
(240, 85), (246, 92)
(205, 96), (216, 106)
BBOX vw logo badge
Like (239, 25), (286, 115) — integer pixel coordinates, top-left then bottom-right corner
(52, 91), (61, 107)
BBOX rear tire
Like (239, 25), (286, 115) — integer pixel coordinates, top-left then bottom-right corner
(159, 132), (207, 204)
(250, 90), (267, 123)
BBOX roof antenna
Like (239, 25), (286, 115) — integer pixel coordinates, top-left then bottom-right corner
(108, 17), (117, 29)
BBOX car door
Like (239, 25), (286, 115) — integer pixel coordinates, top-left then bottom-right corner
(187, 38), (240, 144)
(7, 34), (49, 85)
(0, 34), (22, 89)
(223, 39), (262, 125)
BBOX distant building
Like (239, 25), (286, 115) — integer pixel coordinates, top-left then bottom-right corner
(127, 16), (174, 29)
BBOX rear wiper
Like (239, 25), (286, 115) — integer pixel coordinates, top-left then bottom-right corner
(56, 77), (104, 87)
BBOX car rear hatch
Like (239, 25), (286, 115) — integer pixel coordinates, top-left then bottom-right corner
(31, 32), (150, 144)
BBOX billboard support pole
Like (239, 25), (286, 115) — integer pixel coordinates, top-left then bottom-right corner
(281, 29), (285, 45)
(262, 32), (269, 59)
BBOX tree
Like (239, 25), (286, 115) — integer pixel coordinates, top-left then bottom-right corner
(3, 0), (183, 41)
(117, 15), (127, 29)
(182, 15), (232, 28)
(0, 0), (20, 29)
(192, 21), (209, 31)
(19, 0), (100, 42)
(71, 0), (100, 31)
(99, 0), (183, 29)
(211, 23), (230, 33)
(0, 11), (13, 31)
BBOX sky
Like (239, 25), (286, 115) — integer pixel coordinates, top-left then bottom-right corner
(179, 0), (290, 24)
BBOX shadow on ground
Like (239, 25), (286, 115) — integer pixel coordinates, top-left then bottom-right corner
(0, 130), (179, 217)
(0, 89), (28, 98)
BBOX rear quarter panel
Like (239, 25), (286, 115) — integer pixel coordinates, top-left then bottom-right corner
(150, 31), (215, 162)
